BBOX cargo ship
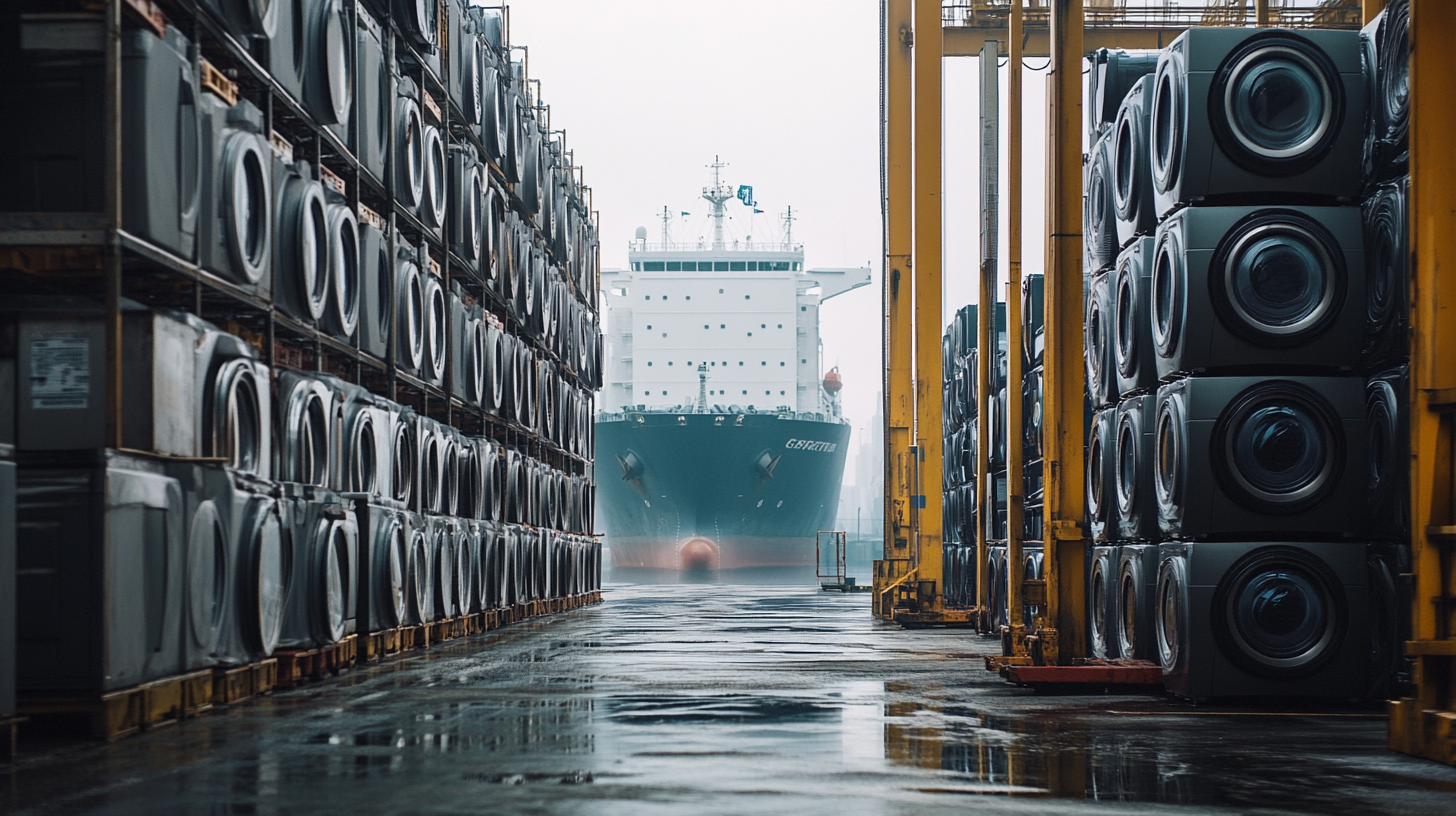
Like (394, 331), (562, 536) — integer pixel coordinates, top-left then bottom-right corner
(596, 161), (869, 577)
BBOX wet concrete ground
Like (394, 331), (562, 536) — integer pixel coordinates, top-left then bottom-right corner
(6, 584), (1456, 815)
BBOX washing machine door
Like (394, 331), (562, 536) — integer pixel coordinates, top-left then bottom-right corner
(1210, 211), (1345, 346)
(467, 318), (486, 406)
(1153, 390), (1186, 525)
(396, 259), (425, 372)
(344, 406), (377, 495)
(423, 274), (447, 382)
(283, 379), (332, 486)
(1212, 34), (1344, 174)
(1150, 48), (1186, 196)
(312, 517), (353, 644)
(407, 524), (430, 623)
(1116, 553), (1145, 660)
(391, 414), (415, 508)
(307, 0), (352, 126)
(422, 125), (448, 230)
(1214, 381), (1342, 513)
(433, 523), (456, 618)
(1212, 546), (1346, 677)
(374, 510), (408, 628)
(325, 202), (360, 338)
(1090, 550), (1115, 659)
(395, 97), (424, 209)
(1115, 411), (1140, 523)
(239, 495), (285, 657)
(187, 499), (229, 656)
(209, 358), (266, 474)
(1155, 550), (1187, 675)
(278, 173), (330, 321)
(220, 130), (272, 284)
(482, 64), (506, 162)
(456, 524), (473, 613)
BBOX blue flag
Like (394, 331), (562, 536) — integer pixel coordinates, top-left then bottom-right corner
(736, 185), (756, 207)
(753, 208), (763, 214)
(680, 211), (690, 216)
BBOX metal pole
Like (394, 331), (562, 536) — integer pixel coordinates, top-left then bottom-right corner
(913, 0), (946, 611)
(1004, 0), (1028, 658)
(1255, 0), (1270, 26)
(1362, 0), (1386, 24)
(1039, 0), (1086, 665)
(105, 0), (123, 450)
(877, 0), (915, 619)
(975, 40), (998, 630)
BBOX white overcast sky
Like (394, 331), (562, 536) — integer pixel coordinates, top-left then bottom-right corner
(507, 0), (1054, 497)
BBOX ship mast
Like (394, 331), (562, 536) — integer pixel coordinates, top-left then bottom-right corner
(702, 156), (732, 251)
(782, 205), (796, 247)
(660, 205), (672, 246)
(696, 363), (708, 414)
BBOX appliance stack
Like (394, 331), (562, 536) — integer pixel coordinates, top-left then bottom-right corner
(0, 0), (603, 737)
(1080, 8), (1411, 700)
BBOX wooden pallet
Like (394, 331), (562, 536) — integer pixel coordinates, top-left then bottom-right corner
(360, 628), (404, 662)
(20, 668), (218, 741)
(274, 636), (357, 689)
(213, 660), (277, 705)
(1004, 659), (1164, 692)
(1, 715), (28, 762)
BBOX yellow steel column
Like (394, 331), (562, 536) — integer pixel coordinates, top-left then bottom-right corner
(1363, 0), (1387, 24)
(1037, 0), (1086, 665)
(975, 41), (996, 631)
(1255, 0), (1270, 26)
(1004, 0), (1028, 657)
(1391, 0), (1456, 767)
(877, 0), (915, 619)
(912, 0), (945, 611)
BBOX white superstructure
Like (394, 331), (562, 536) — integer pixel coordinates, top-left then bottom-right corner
(602, 163), (869, 414)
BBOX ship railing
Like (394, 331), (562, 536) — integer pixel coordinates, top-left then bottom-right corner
(629, 241), (805, 254)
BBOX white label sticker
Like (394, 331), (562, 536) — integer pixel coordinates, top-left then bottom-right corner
(30, 335), (90, 410)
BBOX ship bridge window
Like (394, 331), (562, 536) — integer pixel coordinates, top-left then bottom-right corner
(668, 362), (673, 366)
(647, 362), (652, 366)
(719, 288), (724, 293)
(720, 324), (725, 329)
(780, 362), (785, 366)
(667, 262), (681, 271)
(801, 306), (807, 311)
(645, 295), (651, 301)
(777, 324), (783, 328)
(715, 261), (729, 271)
(745, 295), (750, 300)
(662, 296), (667, 300)
(644, 262), (664, 271)
(761, 324), (766, 328)
(738, 361), (744, 366)
(731, 261), (746, 271)
(685, 295), (691, 300)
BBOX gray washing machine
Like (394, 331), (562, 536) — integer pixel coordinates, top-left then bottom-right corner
(1361, 178), (1407, 371)
(1086, 406), (1117, 543)
(266, 0), (307, 106)
(1116, 542), (1160, 661)
(1366, 366), (1409, 539)
(16, 454), (184, 693)
(480, 440), (503, 523)
(483, 185), (506, 292)
(1085, 269), (1116, 408)
(482, 319), (507, 416)
(1113, 394), (1159, 542)
(1366, 540), (1410, 698)
(217, 467), (285, 666)
(1110, 74), (1155, 250)
(198, 0), (278, 45)
(449, 284), (485, 408)
(395, 237), (426, 375)
(414, 415), (447, 515)
(422, 271), (448, 385)
(302, 0), (352, 142)
(1150, 28), (1364, 219)
(438, 427), (461, 520)
(278, 484), (357, 648)
(503, 448), (522, 523)
(320, 190), (360, 342)
(1157, 540), (1375, 700)
(450, 143), (484, 273)
(122, 24), (200, 261)
(448, 0), (483, 129)
(198, 94), (272, 295)
(1360, 2), (1409, 184)
(483, 521), (505, 609)
(1151, 205), (1365, 380)
(1087, 48), (1159, 141)
(355, 5), (389, 184)
(195, 319), (272, 476)
(323, 377), (384, 497)
(383, 401), (415, 510)
(395, 75), (426, 214)
(987, 545), (1009, 631)
(0, 446), (13, 718)
(1155, 375), (1368, 540)
(504, 79), (526, 185)
(272, 151), (330, 324)
(421, 124), (448, 233)
(357, 210), (392, 359)
(275, 370), (338, 488)
(428, 515), (457, 621)
(1084, 129), (1117, 274)
(404, 510), (432, 625)
(395, 0), (441, 78)
(353, 496), (408, 634)
(481, 59), (508, 166)
(1112, 236), (1157, 398)
(1090, 545), (1120, 659)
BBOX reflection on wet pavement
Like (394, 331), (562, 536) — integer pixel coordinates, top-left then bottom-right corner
(5, 584), (1456, 815)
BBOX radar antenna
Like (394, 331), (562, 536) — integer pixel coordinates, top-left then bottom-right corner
(660, 205), (672, 246)
(781, 205), (797, 247)
(702, 156), (733, 250)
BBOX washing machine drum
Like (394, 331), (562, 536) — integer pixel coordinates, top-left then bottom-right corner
(1090, 555), (1115, 658)
(434, 526), (456, 618)
(424, 275), (447, 381)
(218, 131), (272, 284)
(306, 0), (351, 125)
(1212, 547), (1346, 677)
(210, 359), (266, 473)
(483, 65), (507, 162)
(408, 525), (430, 622)
(283, 380), (332, 486)
(1156, 554), (1186, 673)
(396, 97), (425, 209)
(187, 500), (229, 654)
(278, 174), (330, 321)
(345, 409), (377, 494)
(1212, 382), (1342, 513)
(391, 418), (415, 507)
(397, 259), (425, 372)
(309, 519), (353, 644)
(1210, 35), (1346, 175)
(1209, 211), (1345, 345)
(373, 511), (408, 628)
(239, 495), (286, 656)
(422, 125), (447, 229)
(325, 203), (359, 337)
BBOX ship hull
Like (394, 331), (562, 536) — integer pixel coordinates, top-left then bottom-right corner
(595, 412), (849, 576)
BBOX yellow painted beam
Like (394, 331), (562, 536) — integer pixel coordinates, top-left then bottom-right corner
(944, 25), (1183, 58)
(913, 0), (945, 610)
(975, 41), (996, 629)
(1038, 0), (1086, 666)
(1363, 0), (1387, 25)
(876, 0), (915, 619)
(1004, 0), (1028, 657)
(1391, 0), (1456, 767)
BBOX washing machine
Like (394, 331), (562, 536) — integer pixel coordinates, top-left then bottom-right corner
(1021, 274), (1045, 367)
(396, 238), (427, 375)
(395, 0), (440, 76)
(272, 150), (330, 324)
(1366, 540), (1410, 697)
(504, 81), (526, 185)
(1087, 406), (1118, 543)
(266, 0), (307, 106)
(519, 115), (544, 221)
(421, 124), (448, 233)
(1112, 236), (1157, 398)
(302, 0), (352, 141)
(198, 0), (278, 45)
(278, 484), (357, 648)
(1150, 27), (1364, 219)
(1022, 548), (1045, 626)
(428, 515), (458, 620)
(1116, 542), (1159, 661)
(451, 143), (484, 274)
(1154, 375), (1368, 540)
(195, 319), (272, 476)
(462, 519), (484, 614)
(1157, 539), (1375, 700)
(437, 426), (461, 519)
(422, 270), (448, 385)
(479, 520), (501, 610)
(355, 6), (389, 183)
(275, 369), (338, 488)
(395, 75), (426, 214)
(458, 436), (485, 520)
(1111, 74), (1155, 250)
(327, 377), (386, 497)
(1085, 269), (1116, 408)
(481, 53), (508, 166)
(986, 545), (1009, 630)
(1084, 129), (1118, 274)
(197, 94), (272, 295)
(16, 454), (185, 693)
(483, 185), (506, 291)
(1088, 48), (1159, 141)
(1114, 394), (1159, 542)
(1023, 365), (1043, 461)
(448, 0), (483, 128)
(449, 286), (486, 408)
(1361, 178), (1407, 371)
(122, 24), (199, 261)
(1090, 544), (1120, 659)
(988, 384), (1007, 470)
(503, 449), (522, 523)
(1365, 366), (1408, 539)
(320, 190), (359, 342)
(481, 440), (503, 522)
(455, 518), (475, 611)
(386, 403), (415, 510)
(357, 210), (391, 359)
(1360, 1), (1409, 184)
(353, 496), (408, 633)
(404, 510), (432, 625)
(1150, 205), (1365, 380)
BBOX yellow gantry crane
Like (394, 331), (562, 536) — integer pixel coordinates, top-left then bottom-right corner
(877, 0), (1456, 765)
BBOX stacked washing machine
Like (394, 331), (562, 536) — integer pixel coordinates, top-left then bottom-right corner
(940, 306), (978, 609)
(0, 0), (604, 719)
(1081, 18), (1410, 700)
